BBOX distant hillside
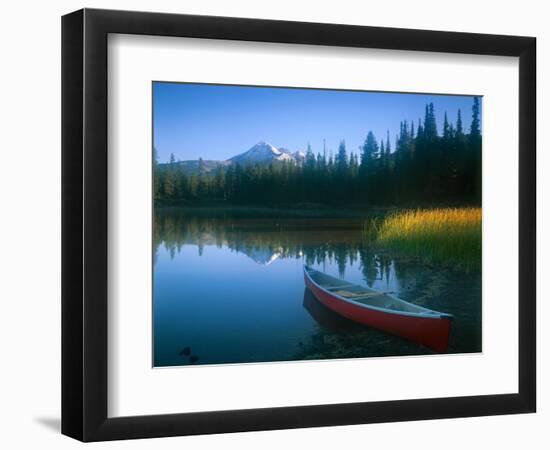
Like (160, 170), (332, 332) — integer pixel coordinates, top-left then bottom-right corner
(157, 159), (230, 175)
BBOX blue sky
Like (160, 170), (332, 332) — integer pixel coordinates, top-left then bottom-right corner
(153, 82), (480, 163)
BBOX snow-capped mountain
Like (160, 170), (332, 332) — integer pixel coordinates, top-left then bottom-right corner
(229, 141), (295, 164)
(158, 141), (305, 173)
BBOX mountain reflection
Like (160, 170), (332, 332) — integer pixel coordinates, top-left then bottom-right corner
(154, 211), (405, 287)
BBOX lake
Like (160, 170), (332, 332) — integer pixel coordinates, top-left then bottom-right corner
(153, 209), (481, 367)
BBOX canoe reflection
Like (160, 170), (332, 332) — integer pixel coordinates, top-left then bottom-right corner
(302, 288), (363, 332)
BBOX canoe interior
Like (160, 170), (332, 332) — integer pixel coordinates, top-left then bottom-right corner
(305, 266), (443, 317)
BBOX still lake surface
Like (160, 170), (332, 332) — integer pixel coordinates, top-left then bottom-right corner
(153, 209), (481, 367)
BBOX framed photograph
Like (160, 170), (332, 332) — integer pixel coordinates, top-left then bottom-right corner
(62, 8), (536, 441)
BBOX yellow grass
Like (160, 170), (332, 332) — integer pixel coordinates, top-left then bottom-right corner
(372, 208), (481, 271)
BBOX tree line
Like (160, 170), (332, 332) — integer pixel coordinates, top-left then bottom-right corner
(154, 97), (481, 207)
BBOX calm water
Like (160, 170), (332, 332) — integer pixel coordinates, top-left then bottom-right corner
(153, 210), (481, 367)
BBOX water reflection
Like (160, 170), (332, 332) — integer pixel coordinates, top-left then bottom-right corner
(153, 210), (481, 366)
(154, 212), (396, 288)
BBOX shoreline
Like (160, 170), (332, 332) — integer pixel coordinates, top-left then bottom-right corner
(155, 205), (393, 218)
(154, 203), (481, 218)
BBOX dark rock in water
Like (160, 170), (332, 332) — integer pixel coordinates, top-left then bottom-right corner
(179, 346), (191, 356)
(189, 355), (199, 364)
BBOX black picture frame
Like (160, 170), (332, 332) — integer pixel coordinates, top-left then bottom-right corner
(62, 8), (536, 442)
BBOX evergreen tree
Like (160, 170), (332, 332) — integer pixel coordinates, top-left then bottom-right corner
(468, 97), (482, 202)
(305, 143), (316, 171)
(336, 140), (348, 172)
(443, 112), (450, 141)
(423, 103), (437, 141)
(214, 165), (226, 200)
(416, 118), (424, 140)
(349, 152), (359, 179)
(360, 131), (379, 166)
(197, 157), (208, 198)
(163, 153), (177, 199)
(456, 109), (464, 136)
(153, 146), (160, 201)
(316, 152), (326, 171)
(470, 97), (481, 140)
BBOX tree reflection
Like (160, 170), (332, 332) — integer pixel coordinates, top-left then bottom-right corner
(154, 211), (396, 287)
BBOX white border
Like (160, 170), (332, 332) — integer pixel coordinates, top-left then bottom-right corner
(107, 34), (519, 417)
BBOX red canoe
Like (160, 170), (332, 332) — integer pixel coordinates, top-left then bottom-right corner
(304, 265), (453, 352)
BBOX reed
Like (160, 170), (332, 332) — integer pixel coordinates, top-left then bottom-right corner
(370, 208), (481, 271)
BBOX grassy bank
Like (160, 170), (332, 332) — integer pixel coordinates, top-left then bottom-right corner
(367, 208), (481, 271)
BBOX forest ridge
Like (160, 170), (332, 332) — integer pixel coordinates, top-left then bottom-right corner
(154, 98), (482, 207)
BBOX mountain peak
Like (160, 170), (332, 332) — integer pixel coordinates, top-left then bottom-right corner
(229, 141), (294, 164)
(250, 141), (281, 155)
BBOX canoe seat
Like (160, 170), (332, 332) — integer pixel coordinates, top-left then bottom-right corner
(325, 284), (356, 291)
(333, 289), (375, 299)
